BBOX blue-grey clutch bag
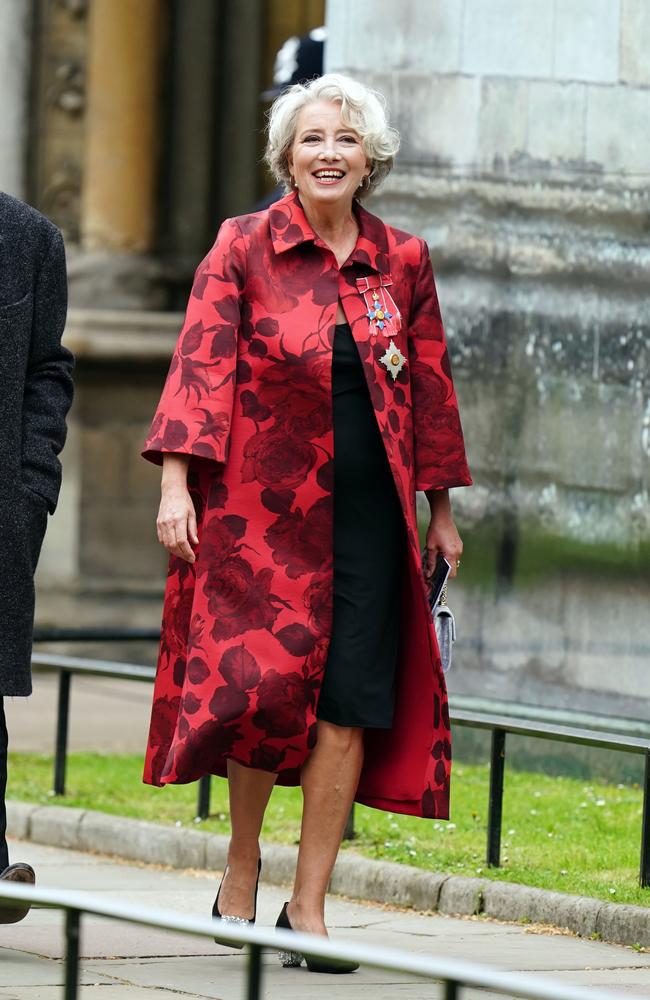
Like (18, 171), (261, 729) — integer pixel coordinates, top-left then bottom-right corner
(433, 588), (456, 674)
(422, 549), (456, 673)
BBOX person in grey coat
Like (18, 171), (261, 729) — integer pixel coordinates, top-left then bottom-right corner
(0, 192), (74, 923)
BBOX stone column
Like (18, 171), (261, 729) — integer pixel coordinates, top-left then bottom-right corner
(214, 0), (264, 221)
(82, 0), (162, 251)
(75, 0), (165, 307)
(0, 0), (31, 198)
(160, 0), (221, 302)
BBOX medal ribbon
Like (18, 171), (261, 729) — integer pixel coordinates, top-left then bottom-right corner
(356, 276), (402, 337)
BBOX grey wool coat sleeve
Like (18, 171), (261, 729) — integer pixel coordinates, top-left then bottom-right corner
(22, 215), (72, 513)
(21, 224), (74, 510)
(0, 193), (74, 511)
(0, 192), (74, 696)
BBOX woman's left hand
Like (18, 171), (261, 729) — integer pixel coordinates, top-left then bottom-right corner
(423, 489), (463, 580)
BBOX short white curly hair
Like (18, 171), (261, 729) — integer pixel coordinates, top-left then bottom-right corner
(264, 73), (400, 200)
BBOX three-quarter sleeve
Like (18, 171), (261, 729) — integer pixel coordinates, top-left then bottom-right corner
(408, 239), (472, 492)
(142, 217), (246, 466)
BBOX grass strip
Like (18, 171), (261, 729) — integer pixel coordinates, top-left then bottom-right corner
(8, 751), (648, 908)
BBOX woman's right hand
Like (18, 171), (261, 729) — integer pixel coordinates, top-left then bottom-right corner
(157, 455), (198, 563)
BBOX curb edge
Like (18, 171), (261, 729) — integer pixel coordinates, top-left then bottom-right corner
(6, 800), (649, 949)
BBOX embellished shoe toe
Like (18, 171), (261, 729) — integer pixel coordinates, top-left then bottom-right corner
(275, 901), (359, 974)
(212, 857), (261, 949)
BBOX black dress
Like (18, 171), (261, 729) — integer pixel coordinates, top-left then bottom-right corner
(316, 322), (406, 729)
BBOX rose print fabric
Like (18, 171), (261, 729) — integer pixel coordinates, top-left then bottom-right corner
(142, 191), (471, 819)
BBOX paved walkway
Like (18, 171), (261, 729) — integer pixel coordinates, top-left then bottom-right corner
(1, 841), (649, 999)
(5, 674), (151, 753)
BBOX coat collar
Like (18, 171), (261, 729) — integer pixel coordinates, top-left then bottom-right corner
(268, 190), (390, 274)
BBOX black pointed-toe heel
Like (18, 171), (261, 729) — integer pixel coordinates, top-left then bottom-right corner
(275, 901), (359, 974)
(212, 857), (261, 948)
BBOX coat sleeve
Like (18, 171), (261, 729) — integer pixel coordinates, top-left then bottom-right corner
(142, 217), (246, 466)
(408, 239), (472, 492)
(22, 226), (74, 513)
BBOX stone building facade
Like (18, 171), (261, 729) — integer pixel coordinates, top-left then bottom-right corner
(327, 0), (650, 722)
(2, 0), (648, 723)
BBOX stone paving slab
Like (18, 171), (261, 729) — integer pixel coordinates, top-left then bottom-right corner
(1, 841), (649, 999)
(84, 955), (425, 997)
(0, 990), (173, 1000)
(0, 942), (115, 988)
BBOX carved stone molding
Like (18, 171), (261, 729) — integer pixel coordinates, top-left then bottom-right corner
(55, 0), (88, 16)
(30, 0), (89, 238)
(48, 59), (85, 116)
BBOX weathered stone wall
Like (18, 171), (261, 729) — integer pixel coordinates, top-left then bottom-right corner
(327, 0), (650, 178)
(327, 0), (650, 721)
(37, 311), (175, 590)
(34, 310), (175, 642)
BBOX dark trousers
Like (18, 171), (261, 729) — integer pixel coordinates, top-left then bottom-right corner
(1, 699), (9, 871)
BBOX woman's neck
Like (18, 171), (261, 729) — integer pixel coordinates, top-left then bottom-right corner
(299, 195), (357, 243)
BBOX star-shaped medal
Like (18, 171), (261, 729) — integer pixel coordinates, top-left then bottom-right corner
(379, 340), (406, 380)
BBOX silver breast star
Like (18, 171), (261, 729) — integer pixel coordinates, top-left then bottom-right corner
(379, 340), (406, 380)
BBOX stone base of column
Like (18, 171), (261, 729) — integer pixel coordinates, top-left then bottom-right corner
(66, 250), (169, 310)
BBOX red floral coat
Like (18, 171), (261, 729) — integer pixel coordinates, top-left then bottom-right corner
(142, 191), (471, 819)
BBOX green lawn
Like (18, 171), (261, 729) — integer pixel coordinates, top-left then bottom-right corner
(8, 751), (649, 908)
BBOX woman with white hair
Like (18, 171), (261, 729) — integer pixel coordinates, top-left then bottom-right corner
(142, 73), (471, 972)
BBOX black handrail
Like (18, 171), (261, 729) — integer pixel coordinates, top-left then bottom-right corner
(33, 627), (161, 643)
(30, 641), (650, 888)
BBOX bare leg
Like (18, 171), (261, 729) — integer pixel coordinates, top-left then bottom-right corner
(287, 720), (364, 934)
(216, 759), (277, 918)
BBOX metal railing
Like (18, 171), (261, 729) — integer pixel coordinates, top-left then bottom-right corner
(31, 651), (156, 801)
(0, 880), (642, 1000)
(452, 709), (650, 888)
(33, 627), (161, 644)
(31, 635), (650, 887)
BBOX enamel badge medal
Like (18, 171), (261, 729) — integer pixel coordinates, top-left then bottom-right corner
(356, 276), (401, 337)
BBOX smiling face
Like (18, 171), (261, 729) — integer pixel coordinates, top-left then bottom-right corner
(287, 99), (371, 209)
